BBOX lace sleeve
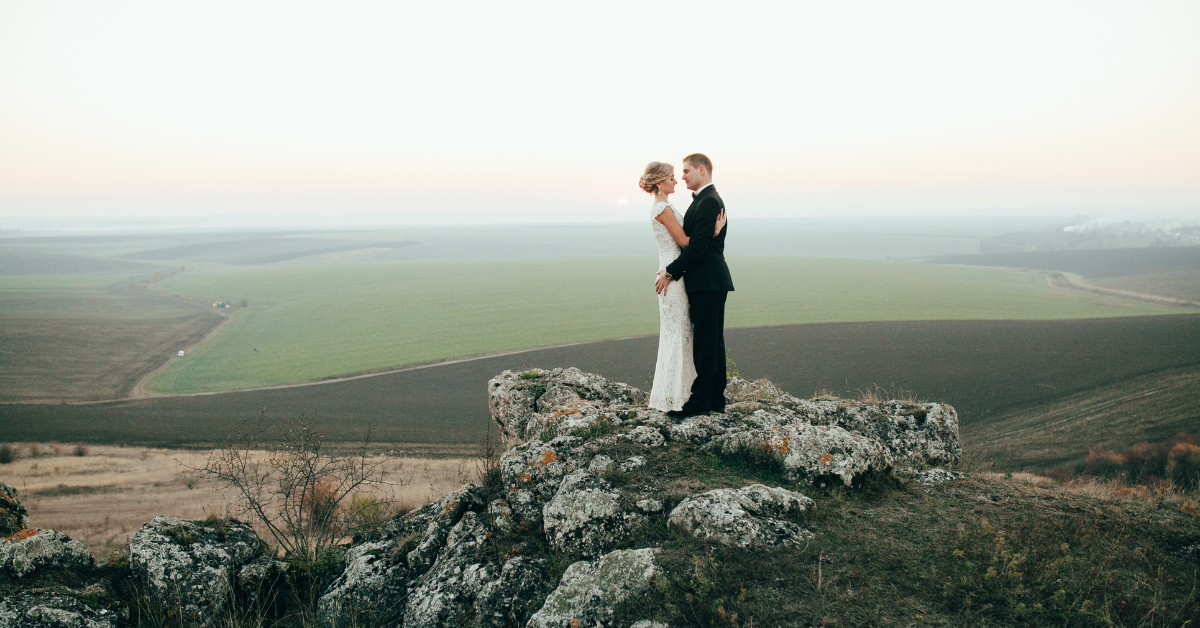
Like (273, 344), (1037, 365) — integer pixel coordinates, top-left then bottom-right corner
(651, 201), (669, 218)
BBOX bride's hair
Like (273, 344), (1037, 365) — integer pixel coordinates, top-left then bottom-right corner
(639, 161), (674, 194)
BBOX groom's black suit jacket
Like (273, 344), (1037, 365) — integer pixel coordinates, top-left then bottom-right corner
(665, 184), (735, 293)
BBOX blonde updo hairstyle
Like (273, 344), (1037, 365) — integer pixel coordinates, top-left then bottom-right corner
(639, 161), (674, 194)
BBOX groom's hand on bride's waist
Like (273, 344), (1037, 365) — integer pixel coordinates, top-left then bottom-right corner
(654, 270), (673, 295)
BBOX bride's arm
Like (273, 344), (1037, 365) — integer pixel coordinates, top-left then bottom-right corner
(656, 208), (727, 248)
(656, 210), (690, 247)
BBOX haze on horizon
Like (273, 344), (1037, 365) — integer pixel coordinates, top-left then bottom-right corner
(1, 1), (1198, 229)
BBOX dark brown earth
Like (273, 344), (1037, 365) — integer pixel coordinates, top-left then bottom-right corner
(2, 314), (1198, 447)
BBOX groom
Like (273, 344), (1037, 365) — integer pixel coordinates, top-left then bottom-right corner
(654, 153), (734, 417)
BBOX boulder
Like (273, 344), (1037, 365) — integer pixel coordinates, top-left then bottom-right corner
(527, 548), (659, 628)
(489, 368), (647, 446)
(669, 485), (814, 548)
(623, 426), (665, 448)
(802, 400), (961, 466)
(0, 591), (117, 628)
(0, 528), (93, 578)
(473, 555), (552, 628)
(402, 511), (495, 626)
(316, 484), (485, 627)
(1, 483), (30, 537)
(713, 422), (893, 486)
(542, 470), (642, 558)
(129, 517), (262, 627)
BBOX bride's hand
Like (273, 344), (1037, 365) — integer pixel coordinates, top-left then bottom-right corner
(714, 209), (727, 236)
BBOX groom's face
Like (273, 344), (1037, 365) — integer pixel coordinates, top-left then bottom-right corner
(681, 163), (708, 191)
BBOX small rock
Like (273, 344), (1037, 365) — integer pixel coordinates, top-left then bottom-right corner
(669, 485), (814, 548)
(527, 548), (659, 628)
(1, 483), (30, 537)
(636, 499), (663, 513)
(0, 528), (93, 578)
(630, 622), (670, 628)
(624, 426), (665, 448)
(898, 467), (965, 486)
(588, 455), (614, 472)
(620, 456), (646, 472)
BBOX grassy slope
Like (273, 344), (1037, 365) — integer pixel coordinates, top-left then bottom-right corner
(148, 256), (1178, 393)
(1092, 270), (1200, 302)
(965, 365), (1200, 472)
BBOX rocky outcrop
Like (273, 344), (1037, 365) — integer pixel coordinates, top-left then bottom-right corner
(0, 528), (93, 579)
(1, 483), (30, 537)
(316, 484), (486, 627)
(129, 517), (263, 627)
(713, 423), (893, 486)
(543, 470), (643, 558)
(0, 591), (118, 628)
(527, 548), (659, 628)
(489, 367), (649, 446)
(669, 485), (814, 548)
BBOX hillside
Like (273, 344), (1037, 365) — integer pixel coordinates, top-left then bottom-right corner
(2, 369), (1197, 627)
(965, 364), (1200, 473)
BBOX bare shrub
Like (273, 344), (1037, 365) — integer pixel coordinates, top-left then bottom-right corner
(188, 420), (401, 562)
(474, 422), (503, 503)
(0, 444), (13, 464)
(1167, 443), (1200, 489)
(73, 444), (88, 457)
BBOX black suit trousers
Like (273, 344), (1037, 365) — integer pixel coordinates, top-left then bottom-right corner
(687, 290), (728, 411)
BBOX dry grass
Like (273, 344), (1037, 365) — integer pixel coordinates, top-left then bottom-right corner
(0, 443), (468, 559)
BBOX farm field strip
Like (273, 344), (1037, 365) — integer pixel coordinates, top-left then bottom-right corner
(148, 256), (1177, 393)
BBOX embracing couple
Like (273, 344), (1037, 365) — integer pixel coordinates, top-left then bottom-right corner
(644, 153), (734, 418)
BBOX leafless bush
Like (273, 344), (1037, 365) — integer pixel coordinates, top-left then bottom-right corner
(188, 419), (402, 562)
(475, 421), (503, 503)
(73, 444), (88, 457)
(0, 444), (13, 464)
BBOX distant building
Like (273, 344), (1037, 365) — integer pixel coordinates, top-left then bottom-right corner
(177, 351), (185, 357)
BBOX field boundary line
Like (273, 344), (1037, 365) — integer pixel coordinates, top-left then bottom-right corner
(8, 334), (653, 405)
(1054, 271), (1200, 308)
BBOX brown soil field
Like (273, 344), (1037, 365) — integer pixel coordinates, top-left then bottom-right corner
(1090, 269), (1200, 303)
(0, 291), (224, 402)
(2, 315), (1198, 447)
(0, 443), (467, 559)
(927, 245), (1200, 279)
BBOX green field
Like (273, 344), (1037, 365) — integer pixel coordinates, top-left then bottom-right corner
(147, 256), (1178, 393)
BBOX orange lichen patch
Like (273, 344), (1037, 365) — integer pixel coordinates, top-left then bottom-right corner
(1182, 502), (1198, 517)
(2, 528), (38, 542)
(570, 620), (581, 628)
(820, 454), (834, 466)
(538, 451), (558, 465)
(442, 499), (459, 514)
(762, 432), (792, 455)
(520, 473), (532, 483)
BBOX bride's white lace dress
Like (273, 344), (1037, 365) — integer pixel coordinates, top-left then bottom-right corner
(648, 200), (696, 412)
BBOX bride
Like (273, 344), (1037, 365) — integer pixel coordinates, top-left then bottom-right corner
(641, 161), (726, 412)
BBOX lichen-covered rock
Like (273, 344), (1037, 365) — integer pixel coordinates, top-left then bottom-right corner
(317, 483), (485, 628)
(0, 591), (117, 628)
(237, 556), (290, 610)
(0, 528), (93, 578)
(1, 483), (30, 537)
(630, 622), (669, 628)
(129, 517), (262, 627)
(669, 485), (814, 548)
(897, 467), (965, 486)
(713, 422), (893, 486)
(804, 400), (961, 466)
(527, 548), (659, 628)
(403, 511), (495, 626)
(623, 426), (665, 448)
(542, 470), (642, 558)
(488, 368), (647, 446)
(473, 556), (552, 628)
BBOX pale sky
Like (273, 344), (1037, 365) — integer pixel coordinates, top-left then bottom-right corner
(1, 1), (1198, 226)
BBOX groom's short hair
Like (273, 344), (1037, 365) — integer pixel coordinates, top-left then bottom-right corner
(683, 153), (713, 174)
